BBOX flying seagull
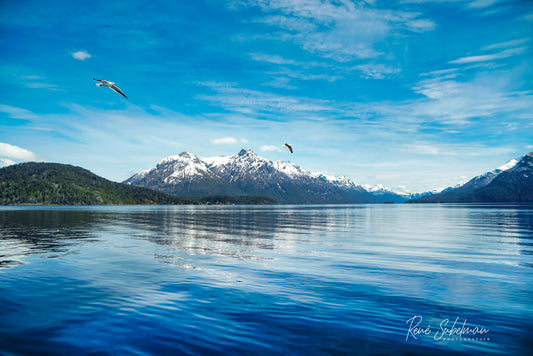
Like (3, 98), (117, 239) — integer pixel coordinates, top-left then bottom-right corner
(283, 143), (293, 154)
(93, 78), (127, 98)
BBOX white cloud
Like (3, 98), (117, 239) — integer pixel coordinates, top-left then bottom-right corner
(197, 67), (533, 134)
(197, 81), (333, 116)
(467, 0), (499, 9)
(249, 53), (303, 65)
(233, 0), (435, 62)
(482, 38), (529, 51)
(71, 50), (92, 61)
(9, 74), (59, 90)
(0, 158), (16, 167)
(257, 15), (317, 33)
(3, 95), (529, 193)
(0, 104), (39, 120)
(262, 76), (295, 89)
(210, 137), (238, 144)
(400, 141), (515, 158)
(401, 0), (501, 9)
(450, 47), (527, 64)
(0, 142), (39, 161)
(260, 145), (284, 152)
(404, 18), (436, 33)
(354, 64), (400, 79)
(409, 76), (514, 125)
(271, 67), (342, 82)
(401, 142), (459, 156)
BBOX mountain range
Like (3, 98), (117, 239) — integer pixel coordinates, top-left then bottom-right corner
(3, 149), (531, 206)
(124, 148), (533, 204)
(124, 149), (408, 204)
(0, 162), (277, 205)
(408, 151), (533, 203)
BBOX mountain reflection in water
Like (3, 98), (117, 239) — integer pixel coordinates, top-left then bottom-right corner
(0, 204), (532, 355)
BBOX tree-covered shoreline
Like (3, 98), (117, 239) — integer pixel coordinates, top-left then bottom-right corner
(0, 162), (277, 206)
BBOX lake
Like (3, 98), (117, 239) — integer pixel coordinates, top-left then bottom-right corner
(1, 204), (532, 355)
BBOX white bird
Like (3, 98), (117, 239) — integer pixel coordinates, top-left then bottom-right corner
(282, 143), (293, 154)
(93, 78), (127, 98)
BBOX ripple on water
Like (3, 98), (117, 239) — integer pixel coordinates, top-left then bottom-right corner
(0, 204), (532, 355)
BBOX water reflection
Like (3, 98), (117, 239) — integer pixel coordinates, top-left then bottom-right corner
(0, 208), (102, 268)
(116, 206), (369, 260)
(2, 205), (532, 267)
(1, 206), (365, 266)
(0, 205), (532, 355)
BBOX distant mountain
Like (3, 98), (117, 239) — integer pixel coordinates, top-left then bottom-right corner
(124, 149), (407, 204)
(408, 153), (532, 203)
(362, 184), (417, 203)
(0, 162), (277, 205)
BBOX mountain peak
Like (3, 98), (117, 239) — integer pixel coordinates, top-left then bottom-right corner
(158, 152), (199, 165)
(124, 149), (402, 204)
(238, 148), (257, 157)
(408, 150), (533, 203)
(497, 159), (518, 172)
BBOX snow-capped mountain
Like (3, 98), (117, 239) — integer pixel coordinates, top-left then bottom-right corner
(408, 153), (531, 203)
(124, 149), (406, 204)
(361, 184), (419, 203)
(458, 158), (518, 190)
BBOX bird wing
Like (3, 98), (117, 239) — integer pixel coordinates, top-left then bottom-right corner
(109, 85), (127, 98)
(93, 78), (103, 82)
(284, 143), (293, 153)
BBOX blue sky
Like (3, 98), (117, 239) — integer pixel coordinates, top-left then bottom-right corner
(1, 0), (532, 193)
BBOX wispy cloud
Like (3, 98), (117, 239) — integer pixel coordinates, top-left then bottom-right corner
(210, 137), (238, 144)
(271, 67), (342, 83)
(249, 53), (305, 66)
(408, 73), (533, 126)
(401, 141), (515, 157)
(481, 38), (529, 50)
(0, 64), (62, 91)
(197, 81), (333, 116)
(467, 0), (500, 9)
(260, 145), (284, 152)
(450, 46), (527, 64)
(249, 53), (341, 83)
(401, 0), (501, 10)
(0, 104), (40, 120)
(232, 0), (435, 62)
(197, 64), (533, 134)
(402, 142), (458, 156)
(19, 75), (59, 90)
(71, 50), (92, 61)
(354, 64), (400, 79)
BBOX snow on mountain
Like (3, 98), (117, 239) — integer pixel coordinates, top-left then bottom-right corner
(408, 153), (532, 203)
(506, 153), (532, 176)
(497, 159), (519, 172)
(272, 160), (309, 178)
(203, 155), (232, 167)
(447, 158), (520, 192)
(155, 152), (212, 183)
(125, 149), (405, 204)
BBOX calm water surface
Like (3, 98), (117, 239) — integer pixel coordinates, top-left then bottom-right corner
(0, 204), (532, 355)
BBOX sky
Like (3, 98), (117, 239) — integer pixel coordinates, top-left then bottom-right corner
(0, 0), (532, 193)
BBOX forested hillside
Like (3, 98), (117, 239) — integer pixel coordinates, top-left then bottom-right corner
(0, 162), (277, 205)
